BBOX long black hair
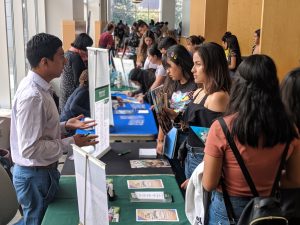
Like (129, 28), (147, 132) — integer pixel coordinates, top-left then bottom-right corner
(148, 44), (162, 59)
(128, 68), (155, 94)
(165, 44), (194, 82)
(226, 54), (297, 147)
(227, 35), (242, 69)
(281, 67), (300, 133)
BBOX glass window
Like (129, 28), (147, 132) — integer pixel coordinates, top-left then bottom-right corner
(5, 0), (16, 101)
(175, 0), (183, 29)
(22, 0), (30, 75)
(110, 0), (160, 25)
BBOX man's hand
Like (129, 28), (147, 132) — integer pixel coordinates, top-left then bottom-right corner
(73, 134), (99, 147)
(65, 115), (96, 130)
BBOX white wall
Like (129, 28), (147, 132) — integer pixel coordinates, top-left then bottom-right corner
(181, 0), (190, 36)
(159, 0), (176, 30)
(45, 0), (73, 37)
(73, 0), (85, 21)
(85, 0), (101, 45)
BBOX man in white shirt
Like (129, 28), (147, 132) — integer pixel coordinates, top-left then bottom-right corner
(11, 33), (98, 225)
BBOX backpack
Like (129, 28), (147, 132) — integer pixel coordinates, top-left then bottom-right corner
(0, 149), (13, 179)
(218, 117), (289, 225)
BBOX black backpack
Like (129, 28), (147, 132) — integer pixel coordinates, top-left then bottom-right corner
(218, 117), (289, 225)
(0, 149), (13, 179)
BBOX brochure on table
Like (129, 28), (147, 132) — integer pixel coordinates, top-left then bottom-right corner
(73, 144), (109, 225)
(87, 47), (111, 158)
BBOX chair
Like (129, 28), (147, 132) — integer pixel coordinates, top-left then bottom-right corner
(0, 164), (19, 225)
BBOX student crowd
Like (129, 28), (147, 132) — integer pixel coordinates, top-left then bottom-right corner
(9, 17), (300, 225)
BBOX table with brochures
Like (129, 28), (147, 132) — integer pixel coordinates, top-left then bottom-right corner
(77, 93), (158, 141)
(110, 93), (158, 141)
(41, 175), (190, 225)
(61, 142), (173, 175)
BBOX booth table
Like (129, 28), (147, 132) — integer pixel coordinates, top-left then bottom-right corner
(42, 175), (190, 225)
(110, 93), (157, 141)
(77, 93), (158, 142)
(61, 142), (173, 175)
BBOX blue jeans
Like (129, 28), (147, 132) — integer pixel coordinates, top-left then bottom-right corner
(208, 191), (251, 225)
(184, 144), (204, 178)
(13, 165), (60, 225)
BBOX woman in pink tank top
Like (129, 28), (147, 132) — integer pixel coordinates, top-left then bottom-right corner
(202, 55), (300, 225)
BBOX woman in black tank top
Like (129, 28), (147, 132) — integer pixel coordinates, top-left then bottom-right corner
(180, 42), (231, 189)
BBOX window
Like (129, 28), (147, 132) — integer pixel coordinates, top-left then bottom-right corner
(5, 0), (16, 101)
(175, 0), (183, 29)
(110, 0), (160, 25)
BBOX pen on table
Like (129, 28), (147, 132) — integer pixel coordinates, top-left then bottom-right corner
(118, 150), (131, 156)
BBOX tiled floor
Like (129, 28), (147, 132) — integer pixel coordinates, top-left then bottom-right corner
(7, 155), (67, 225)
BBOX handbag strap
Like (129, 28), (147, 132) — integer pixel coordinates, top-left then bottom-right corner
(271, 140), (290, 196)
(221, 178), (237, 225)
(218, 117), (290, 196)
(218, 117), (259, 196)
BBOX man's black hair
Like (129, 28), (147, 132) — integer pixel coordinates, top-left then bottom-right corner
(26, 33), (62, 68)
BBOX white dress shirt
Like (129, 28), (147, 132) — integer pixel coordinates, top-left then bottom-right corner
(10, 70), (74, 167)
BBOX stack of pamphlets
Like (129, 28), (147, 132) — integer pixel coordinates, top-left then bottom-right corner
(139, 148), (157, 159)
(108, 206), (120, 222)
(130, 191), (172, 203)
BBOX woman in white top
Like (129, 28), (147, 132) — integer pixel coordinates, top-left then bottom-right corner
(147, 44), (166, 90)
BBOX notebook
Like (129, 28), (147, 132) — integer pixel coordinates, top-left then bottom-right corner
(190, 126), (210, 145)
(163, 127), (178, 159)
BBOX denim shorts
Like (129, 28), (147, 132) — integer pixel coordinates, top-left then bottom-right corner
(207, 191), (251, 225)
(13, 165), (60, 225)
(184, 143), (204, 178)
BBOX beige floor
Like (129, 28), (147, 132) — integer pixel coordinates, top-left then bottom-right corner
(7, 155), (67, 225)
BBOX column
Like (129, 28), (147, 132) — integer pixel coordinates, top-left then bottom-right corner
(187, 0), (228, 44)
(261, 0), (300, 79)
(159, 0), (176, 30)
(227, 0), (262, 55)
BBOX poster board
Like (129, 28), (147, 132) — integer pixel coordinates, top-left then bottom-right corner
(112, 57), (135, 87)
(87, 47), (112, 158)
(73, 144), (109, 225)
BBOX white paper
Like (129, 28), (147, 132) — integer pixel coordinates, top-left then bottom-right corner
(138, 110), (149, 114)
(87, 47), (112, 158)
(139, 148), (157, 158)
(127, 179), (164, 189)
(134, 191), (165, 200)
(94, 98), (110, 157)
(136, 209), (179, 222)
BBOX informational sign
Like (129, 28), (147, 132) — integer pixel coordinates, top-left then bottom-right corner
(87, 47), (112, 158)
(73, 144), (109, 225)
(112, 57), (135, 87)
